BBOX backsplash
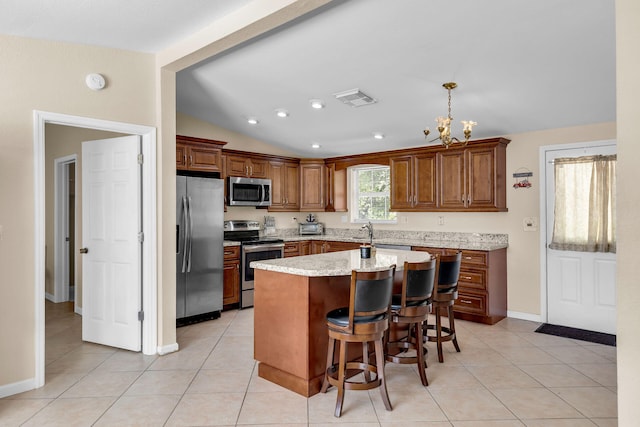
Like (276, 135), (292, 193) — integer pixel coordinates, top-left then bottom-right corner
(271, 227), (508, 245)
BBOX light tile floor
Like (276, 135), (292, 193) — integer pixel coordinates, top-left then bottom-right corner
(1, 301), (618, 426)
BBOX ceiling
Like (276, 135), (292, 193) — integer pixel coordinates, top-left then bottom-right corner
(1, 0), (616, 158)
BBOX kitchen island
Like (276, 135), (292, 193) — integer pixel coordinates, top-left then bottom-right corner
(251, 248), (430, 397)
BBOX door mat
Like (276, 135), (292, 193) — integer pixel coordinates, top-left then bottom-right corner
(535, 323), (616, 347)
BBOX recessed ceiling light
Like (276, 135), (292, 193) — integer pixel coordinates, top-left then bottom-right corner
(309, 99), (325, 109)
(247, 117), (259, 125)
(311, 143), (321, 149)
(373, 132), (385, 140)
(275, 109), (289, 118)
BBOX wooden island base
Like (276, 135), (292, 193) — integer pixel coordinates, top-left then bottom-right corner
(254, 270), (354, 397)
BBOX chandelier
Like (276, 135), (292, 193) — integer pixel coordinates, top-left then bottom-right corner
(423, 82), (477, 149)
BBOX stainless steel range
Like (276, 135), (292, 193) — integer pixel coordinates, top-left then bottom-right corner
(224, 220), (284, 308)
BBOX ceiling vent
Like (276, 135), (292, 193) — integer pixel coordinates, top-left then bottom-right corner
(333, 88), (377, 107)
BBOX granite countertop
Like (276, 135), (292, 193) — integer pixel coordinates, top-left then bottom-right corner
(225, 229), (508, 251)
(250, 248), (431, 277)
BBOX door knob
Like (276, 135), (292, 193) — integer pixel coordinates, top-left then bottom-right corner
(79, 248), (89, 254)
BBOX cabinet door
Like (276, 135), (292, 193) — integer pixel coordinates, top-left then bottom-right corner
(389, 155), (414, 210)
(325, 163), (347, 212)
(311, 241), (325, 254)
(227, 155), (250, 177)
(176, 142), (188, 170)
(223, 260), (240, 305)
(268, 161), (286, 209)
(438, 149), (466, 209)
(413, 152), (437, 209)
(248, 158), (268, 178)
(285, 162), (300, 209)
(188, 144), (222, 172)
(300, 241), (311, 255)
(300, 161), (325, 211)
(466, 146), (496, 209)
(284, 242), (300, 257)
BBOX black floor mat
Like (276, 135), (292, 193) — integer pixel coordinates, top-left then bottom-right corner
(535, 323), (616, 347)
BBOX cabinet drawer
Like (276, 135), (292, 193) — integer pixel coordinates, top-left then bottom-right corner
(454, 292), (486, 315)
(223, 246), (240, 260)
(411, 246), (445, 256)
(284, 242), (300, 257)
(458, 268), (487, 291)
(459, 250), (488, 267)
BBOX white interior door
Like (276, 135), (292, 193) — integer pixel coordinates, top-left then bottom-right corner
(82, 135), (142, 351)
(545, 143), (616, 334)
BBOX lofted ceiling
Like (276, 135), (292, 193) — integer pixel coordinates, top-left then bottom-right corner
(1, 0), (616, 158)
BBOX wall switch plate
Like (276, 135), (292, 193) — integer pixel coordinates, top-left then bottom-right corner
(401, 216), (408, 223)
(523, 217), (538, 231)
(438, 216), (445, 226)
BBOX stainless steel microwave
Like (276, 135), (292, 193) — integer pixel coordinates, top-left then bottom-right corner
(299, 222), (324, 235)
(227, 176), (272, 207)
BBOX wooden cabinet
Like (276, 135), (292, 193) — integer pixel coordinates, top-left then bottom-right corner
(437, 139), (508, 211)
(300, 241), (311, 255)
(226, 154), (268, 178)
(299, 160), (325, 211)
(412, 246), (507, 324)
(176, 135), (225, 173)
(223, 246), (240, 307)
(389, 152), (437, 211)
(324, 162), (347, 212)
(311, 240), (361, 254)
(284, 242), (300, 257)
(269, 160), (300, 211)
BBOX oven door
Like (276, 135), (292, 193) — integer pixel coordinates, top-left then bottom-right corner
(241, 242), (284, 307)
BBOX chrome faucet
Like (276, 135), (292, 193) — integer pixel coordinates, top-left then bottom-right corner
(361, 221), (374, 245)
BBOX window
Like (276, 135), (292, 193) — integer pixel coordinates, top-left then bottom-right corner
(350, 165), (397, 223)
(550, 155), (616, 253)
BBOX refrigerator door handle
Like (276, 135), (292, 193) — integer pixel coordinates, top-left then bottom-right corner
(181, 196), (189, 273)
(186, 196), (194, 273)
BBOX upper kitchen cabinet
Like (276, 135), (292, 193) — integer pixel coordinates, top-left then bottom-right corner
(324, 162), (347, 212)
(269, 159), (300, 211)
(300, 160), (326, 212)
(389, 152), (437, 211)
(438, 138), (509, 211)
(176, 135), (226, 173)
(226, 152), (268, 178)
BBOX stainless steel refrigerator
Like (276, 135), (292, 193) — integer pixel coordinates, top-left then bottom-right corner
(176, 174), (224, 324)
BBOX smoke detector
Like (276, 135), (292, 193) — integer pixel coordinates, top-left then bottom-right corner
(333, 88), (377, 107)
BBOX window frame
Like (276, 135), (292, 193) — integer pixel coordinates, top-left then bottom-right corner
(349, 164), (397, 225)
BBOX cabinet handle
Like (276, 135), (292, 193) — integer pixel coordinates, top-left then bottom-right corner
(189, 155), (193, 165)
(464, 256), (473, 260)
(183, 154), (187, 164)
(224, 251), (234, 256)
(245, 165), (249, 175)
(459, 299), (472, 304)
(250, 166), (253, 175)
(463, 276), (472, 280)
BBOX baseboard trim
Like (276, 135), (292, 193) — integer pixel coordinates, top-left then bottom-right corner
(157, 342), (179, 355)
(45, 292), (55, 302)
(507, 310), (542, 323)
(0, 378), (35, 399)
(74, 306), (82, 315)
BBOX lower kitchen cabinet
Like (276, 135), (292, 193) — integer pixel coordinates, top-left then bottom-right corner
(284, 242), (300, 257)
(412, 246), (507, 324)
(223, 246), (240, 308)
(311, 240), (361, 254)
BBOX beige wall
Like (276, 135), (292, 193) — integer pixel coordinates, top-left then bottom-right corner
(615, 0), (640, 423)
(44, 125), (125, 306)
(0, 34), (155, 386)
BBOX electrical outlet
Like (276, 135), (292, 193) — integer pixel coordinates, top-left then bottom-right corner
(341, 215), (348, 223)
(401, 216), (408, 224)
(438, 216), (445, 226)
(523, 217), (538, 231)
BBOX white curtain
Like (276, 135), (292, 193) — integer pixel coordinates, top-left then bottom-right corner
(550, 155), (616, 253)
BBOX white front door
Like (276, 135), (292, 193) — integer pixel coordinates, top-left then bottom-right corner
(545, 142), (616, 334)
(82, 135), (142, 351)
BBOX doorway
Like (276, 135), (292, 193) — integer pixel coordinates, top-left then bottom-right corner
(34, 111), (158, 389)
(539, 139), (617, 333)
(53, 156), (77, 308)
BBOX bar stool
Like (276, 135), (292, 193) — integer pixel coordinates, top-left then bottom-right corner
(425, 252), (462, 363)
(386, 259), (436, 386)
(321, 266), (395, 418)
